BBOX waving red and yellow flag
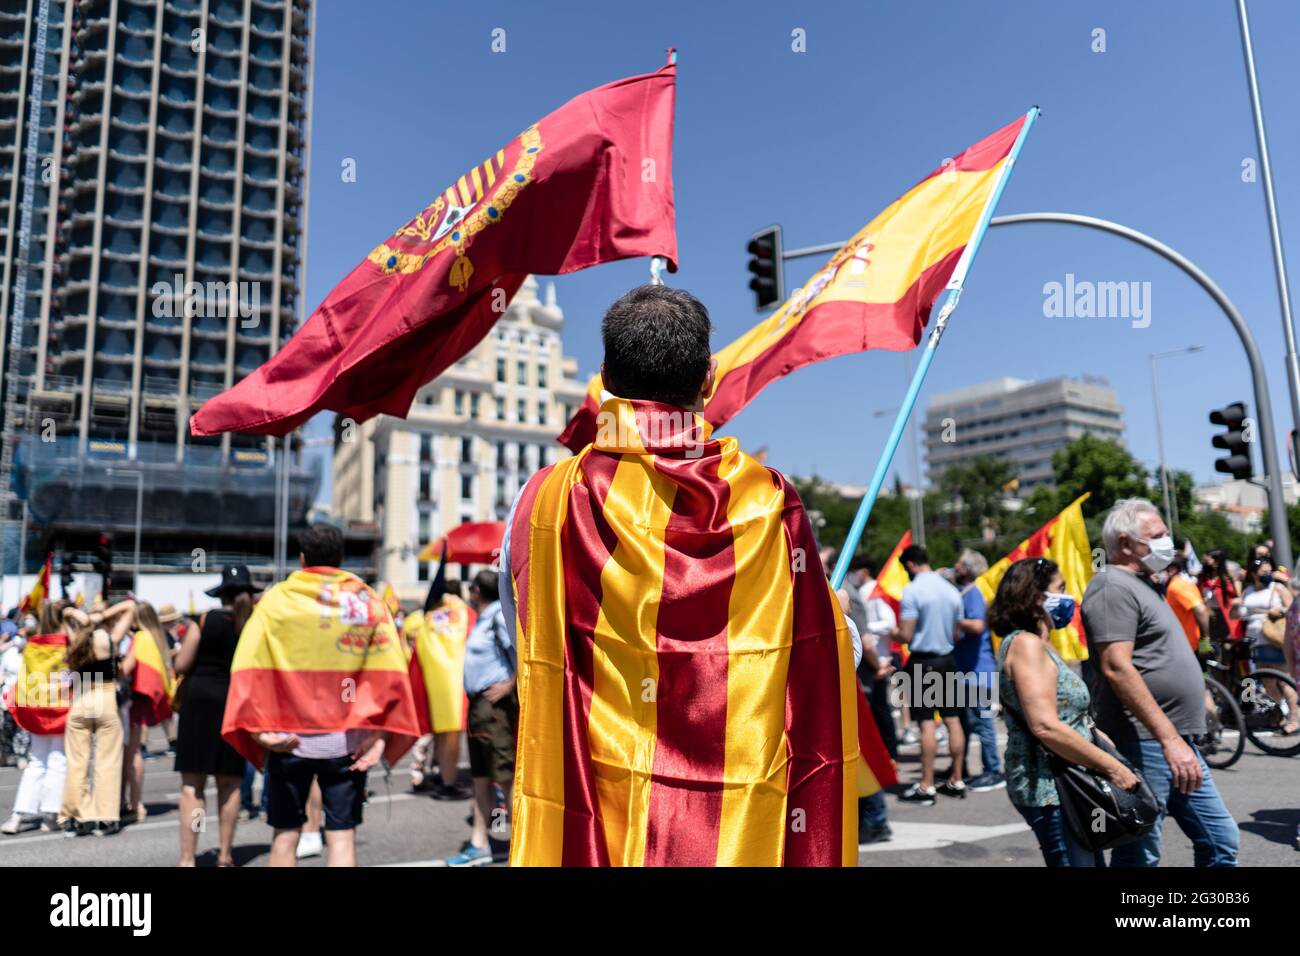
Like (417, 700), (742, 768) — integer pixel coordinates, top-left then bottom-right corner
(130, 630), (176, 726)
(976, 494), (1093, 661)
(223, 568), (420, 768)
(416, 522), (505, 564)
(558, 115), (1029, 451)
(6, 633), (69, 735)
(406, 596), (475, 735)
(19, 555), (51, 615)
(872, 530), (912, 615)
(511, 396), (860, 867)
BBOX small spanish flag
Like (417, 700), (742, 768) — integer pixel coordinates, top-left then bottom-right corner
(222, 568), (420, 768)
(380, 582), (401, 617)
(6, 633), (70, 735)
(130, 630), (175, 725)
(510, 396), (860, 866)
(405, 596), (475, 735)
(18, 554), (51, 615)
(976, 494), (1093, 661)
(558, 115), (1031, 451)
(872, 530), (912, 616)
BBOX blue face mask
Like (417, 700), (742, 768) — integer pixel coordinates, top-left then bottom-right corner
(1043, 591), (1076, 630)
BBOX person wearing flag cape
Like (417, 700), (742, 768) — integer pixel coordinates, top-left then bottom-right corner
(501, 285), (865, 867)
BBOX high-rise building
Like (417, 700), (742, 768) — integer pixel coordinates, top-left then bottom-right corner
(0, 0), (317, 582)
(922, 375), (1125, 490)
(331, 277), (588, 604)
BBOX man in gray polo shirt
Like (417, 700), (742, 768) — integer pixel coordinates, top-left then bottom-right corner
(1082, 498), (1238, 867)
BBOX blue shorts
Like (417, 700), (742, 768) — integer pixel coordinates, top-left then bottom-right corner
(265, 752), (366, 832)
(1254, 643), (1287, 667)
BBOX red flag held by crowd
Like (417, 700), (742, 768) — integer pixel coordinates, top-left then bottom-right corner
(192, 63), (678, 437)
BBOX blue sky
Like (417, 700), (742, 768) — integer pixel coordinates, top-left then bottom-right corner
(301, 0), (1300, 496)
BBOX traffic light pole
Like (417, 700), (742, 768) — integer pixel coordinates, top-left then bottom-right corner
(777, 212), (1295, 570)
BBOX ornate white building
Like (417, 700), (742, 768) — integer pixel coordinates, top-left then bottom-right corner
(331, 276), (588, 602)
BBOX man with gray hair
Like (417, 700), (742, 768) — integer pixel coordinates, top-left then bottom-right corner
(952, 549), (1003, 791)
(1081, 498), (1238, 866)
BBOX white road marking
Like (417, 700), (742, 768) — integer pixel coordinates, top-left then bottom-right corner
(859, 820), (1029, 853)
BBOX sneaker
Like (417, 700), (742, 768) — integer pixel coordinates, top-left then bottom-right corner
(858, 822), (893, 846)
(937, 779), (967, 799)
(0, 813), (39, 835)
(431, 782), (471, 801)
(91, 821), (120, 837)
(446, 843), (494, 867)
(967, 772), (1006, 793)
(898, 784), (936, 806)
(40, 814), (58, 832)
(901, 727), (919, 746)
(295, 830), (323, 860)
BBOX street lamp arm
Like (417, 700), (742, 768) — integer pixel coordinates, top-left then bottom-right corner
(988, 212), (1292, 568)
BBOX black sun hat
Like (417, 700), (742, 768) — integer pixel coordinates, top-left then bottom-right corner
(205, 564), (255, 598)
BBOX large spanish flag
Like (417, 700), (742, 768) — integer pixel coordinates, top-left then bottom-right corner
(406, 596), (475, 735)
(6, 633), (69, 735)
(976, 494), (1093, 662)
(192, 61), (677, 437)
(130, 630), (176, 726)
(222, 568), (420, 768)
(510, 396), (859, 867)
(557, 114), (1029, 451)
(416, 522), (505, 564)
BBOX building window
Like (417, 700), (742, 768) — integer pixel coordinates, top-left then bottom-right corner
(461, 473), (473, 501)
(496, 357), (506, 382)
(419, 468), (432, 502)
(538, 365), (548, 389)
(516, 360), (527, 385)
(454, 390), (465, 415)
(517, 399), (526, 423)
(495, 396), (505, 420)
(419, 434), (433, 463)
(536, 402), (547, 426)
(496, 441), (507, 470)
(460, 436), (473, 464)
(470, 393), (480, 419)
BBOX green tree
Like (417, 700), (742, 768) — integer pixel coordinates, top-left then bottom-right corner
(938, 455), (1016, 537)
(1050, 433), (1150, 518)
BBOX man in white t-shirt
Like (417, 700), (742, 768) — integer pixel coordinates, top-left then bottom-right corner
(848, 555), (898, 759)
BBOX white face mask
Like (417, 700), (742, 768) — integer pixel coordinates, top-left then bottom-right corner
(1138, 534), (1176, 573)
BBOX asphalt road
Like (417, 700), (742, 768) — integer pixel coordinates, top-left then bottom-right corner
(1, 725), (1295, 867)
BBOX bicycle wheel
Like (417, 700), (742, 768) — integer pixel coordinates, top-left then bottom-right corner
(1240, 668), (1300, 757)
(1196, 676), (1244, 769)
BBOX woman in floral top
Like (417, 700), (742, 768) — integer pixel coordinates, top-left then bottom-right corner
(990, 557), (1138, 867)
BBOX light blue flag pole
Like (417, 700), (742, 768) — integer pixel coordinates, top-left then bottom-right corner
(829, 107), (1039, 590)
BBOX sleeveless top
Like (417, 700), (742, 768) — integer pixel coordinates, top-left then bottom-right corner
(191, 608), (241, 679)
(997, 629), (1094, 807)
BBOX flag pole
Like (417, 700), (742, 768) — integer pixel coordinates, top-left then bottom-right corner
(649, 48), (677, 286)
(830, 107), (1040, 590)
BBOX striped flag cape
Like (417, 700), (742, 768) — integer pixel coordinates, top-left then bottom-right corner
(6, 633), (69, 735)
(405, 596), (475, 734)
(130, 630), (176, 726)
(558, 115), (1029, 451)
(976, 494), (1094, 661)
(222, 568), (420, 768)
(509, 396), (860, 866)
(18, 554), (51, 615)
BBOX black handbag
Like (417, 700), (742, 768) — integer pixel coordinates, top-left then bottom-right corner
(1006, 703), (1163, 852)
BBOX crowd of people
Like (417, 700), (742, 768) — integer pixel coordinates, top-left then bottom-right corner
(841, 496), (1300, 867)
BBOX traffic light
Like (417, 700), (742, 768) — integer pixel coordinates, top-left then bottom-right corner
(1209, 402), (1253, 480)
(94, 533), (113, 592)
(746, 224), (784, 310)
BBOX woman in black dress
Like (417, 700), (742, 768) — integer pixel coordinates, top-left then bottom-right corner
(174, 565), (256, 866)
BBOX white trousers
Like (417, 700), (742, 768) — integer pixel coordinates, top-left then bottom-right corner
(13, 733), (67, 816)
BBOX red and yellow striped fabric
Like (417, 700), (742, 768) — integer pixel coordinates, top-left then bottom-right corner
(510, 396), (860, 867)
(976, 494), (1093, 662)
(872, 530), (912, 616)
(19, 555), (50, 615)
(557, 116), (1027, 451)
(6, 633), (69, 735)
(130, 630), (176, 726)
(222, 568), (420, 768)
(406, 596), (475, 735)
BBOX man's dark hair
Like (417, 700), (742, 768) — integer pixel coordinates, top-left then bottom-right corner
(471, 569), (499, 603)
(601, 285), (712, 407)
(299, 523), (344, 569)
(849, 553), (878, 577)
(900, 544), (929, 568)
